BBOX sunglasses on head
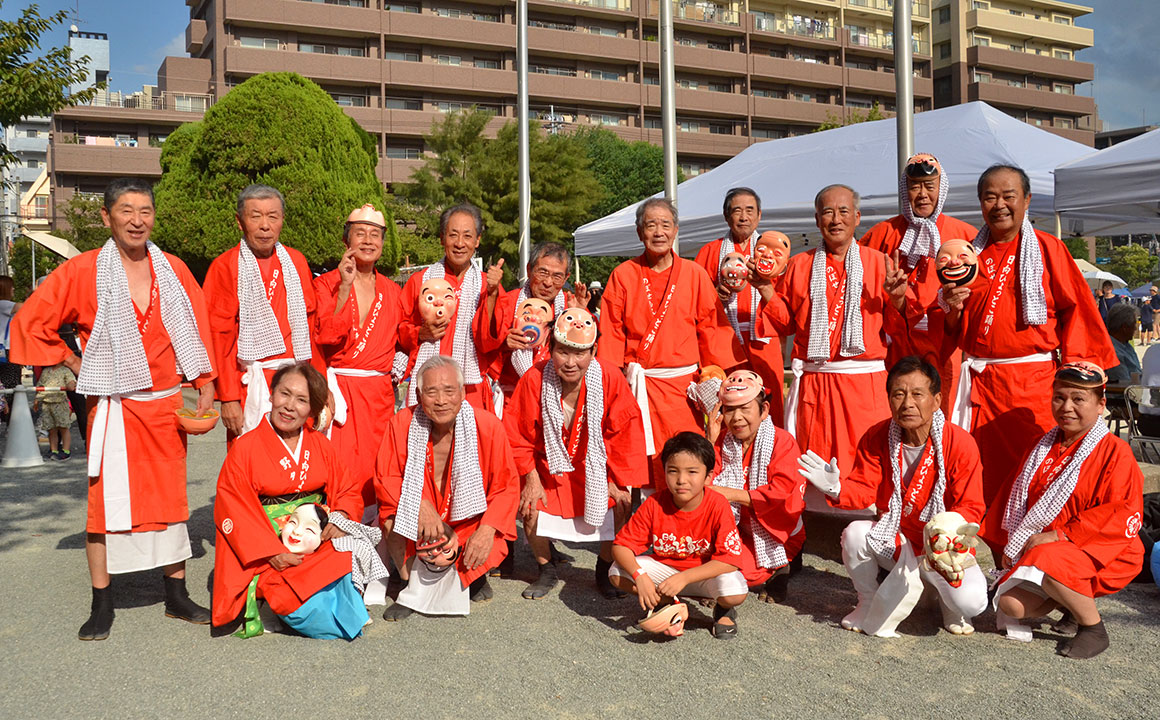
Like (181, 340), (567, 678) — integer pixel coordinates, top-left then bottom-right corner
(905, 160), (940, 178)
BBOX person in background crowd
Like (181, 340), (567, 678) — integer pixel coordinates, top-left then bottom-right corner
(1105, 303), (1140, 385)
(1096, 280), (1120, 324)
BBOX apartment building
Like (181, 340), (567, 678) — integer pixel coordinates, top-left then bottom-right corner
(932, 0), (1096, 144)
(2, 116), (52, 259)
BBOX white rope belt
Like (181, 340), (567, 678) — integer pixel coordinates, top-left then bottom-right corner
(951, 352), (1053, 429)
(626, 362), (698, 455)
(784, 358), (886, 438)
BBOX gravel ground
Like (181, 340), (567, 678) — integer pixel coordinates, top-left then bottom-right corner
(1, 408), (1157, 720)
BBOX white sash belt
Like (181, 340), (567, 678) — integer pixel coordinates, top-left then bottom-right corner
(241, 358), (297, 435)
(326, 366), (387, 428)
(951, 352), (1053, 430)
(626, 362), (698, 455)
(784, 358), (886, 438)
(88, 385), (181, 532)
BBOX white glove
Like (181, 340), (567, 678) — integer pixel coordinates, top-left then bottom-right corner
(796, 450), (840, 498)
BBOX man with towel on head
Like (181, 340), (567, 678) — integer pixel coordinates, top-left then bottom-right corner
(203, 184), (324, 445)
(599, 197), (745, 490)
(932, 165), (1115, 504)
(753, 184), (910, 509)
(694, 187), (787, 421)
(505, 307), (646, 599)
(10, 178), (217, 640)
(859, 154), (977, 412)
(374, 355), (519, 620)
(396, 203), (496, 413)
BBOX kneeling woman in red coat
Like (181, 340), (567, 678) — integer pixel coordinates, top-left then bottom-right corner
(983, 362), (1144, 659)
(212, 363), (367, 639)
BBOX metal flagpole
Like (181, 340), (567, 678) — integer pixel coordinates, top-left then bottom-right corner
(517, 0), (531, 282)
(894, 0), (914, 203)
(659, 0), (678, 254)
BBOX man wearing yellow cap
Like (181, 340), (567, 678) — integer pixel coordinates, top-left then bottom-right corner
(860, 154), (977, 413)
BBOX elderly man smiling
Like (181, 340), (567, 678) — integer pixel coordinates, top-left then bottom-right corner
(374, 355), (519, 620)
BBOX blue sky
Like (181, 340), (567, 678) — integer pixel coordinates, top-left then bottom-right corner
(4, 0), (1158, 131)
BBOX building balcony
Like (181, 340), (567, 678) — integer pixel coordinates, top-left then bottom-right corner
(529, 73), (643, 108)
(529, 0), (634, 18)
(843, 67), (933, 98)
(225, 45), (382, 85)
(9, 166), (44, 185)
(751, 95), (835, 125)
(186, 18), (206, 54)
(384, 60), (516, 96)
(646, 0), (742, 28)
(378, 109), (510, 138)
(50, 144), (163, 178)
(222, 0), (380, 37)
(384, 11), (514, 50)
(644, 84), (749, 116)
(1043, 125), (1094, 147)
(967, 45), (1094, 83)
(749, 12), (839, 46)
(845, 0), (930, 21)
(6, 135), (49, 154)
(966, 9), (1093, 49)
(378, 157), (426, 184)
(642, 41), (748, 75)
(967, 81), (1095, 117)
(750, 55), (843, 87)
(528, 26), (640, 63)
(640, 127), (750, 158)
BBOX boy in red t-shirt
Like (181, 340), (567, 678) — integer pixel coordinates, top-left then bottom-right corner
(610, 432), (748, 638)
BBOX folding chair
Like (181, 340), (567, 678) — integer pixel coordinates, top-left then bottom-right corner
(1123, 386), (1160, 463)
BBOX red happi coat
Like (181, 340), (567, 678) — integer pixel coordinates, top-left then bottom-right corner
(859, 213), (978, 414)
(694, 236), (786, 423)
(313, 269), (403, 495)
(397, 261), (495, 413)
(9, 249), (217, 533)
(759, 245), (909, 478)
(374, 407), (519, 586)
(211, 418), (363, 625)
(202, 244), (324, 443)
(479, 287), (575, 397)
(504, 361), (648, 512)
(981, 432), (1144, 598)
(836, 418), (985, 552)
(710, 427), (806, 584)
(926, 229), (1116, 503)
(598, 254), (745, 487)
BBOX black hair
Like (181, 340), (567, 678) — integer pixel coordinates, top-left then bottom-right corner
(661, 431), (715, 474)
(586, 288), (603, 315)
(302, 503), (329, 531)
(977, 164), (1031, 198)
(722, 187), (761, 217)
(104, 177), (154, 210)
(887, 355), (941, 395)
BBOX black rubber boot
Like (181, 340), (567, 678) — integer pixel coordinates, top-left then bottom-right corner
(522, 561), (559, 600)
(595, 557), (625, 598)
(163, 576), (211, 625)
(1059, 620), (1110, 659)
(78, 585), (114, 641)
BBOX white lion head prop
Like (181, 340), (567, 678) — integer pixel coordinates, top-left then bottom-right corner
(921, 511), (979, 588)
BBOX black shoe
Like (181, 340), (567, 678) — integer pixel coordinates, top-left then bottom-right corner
(549, 542), (574, 565)
(489, 540), (515, 578)
(595, 557), (625, 598)
(163, 576), (211, 625)
(1051, 610), (1079, 636)
(470, 576), (494, 602)
(383, 602), (414, 622)
(712, 604), (738, 639)
(522, 561), (559, 600)
(788, 552), (803, 577)
(78, 585), (114, 641)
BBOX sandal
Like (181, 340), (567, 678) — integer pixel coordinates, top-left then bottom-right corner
(712, 604), (738, 639)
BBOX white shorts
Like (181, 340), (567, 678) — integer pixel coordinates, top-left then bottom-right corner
(609, 555), (748, 599)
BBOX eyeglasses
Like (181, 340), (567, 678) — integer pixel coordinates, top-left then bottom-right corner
(532, 268), (567, 283)
(905, 160), (940, 179)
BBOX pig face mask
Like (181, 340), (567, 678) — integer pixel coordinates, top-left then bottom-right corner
(516, 298), (554, 347)
(280, 504), (327, 556)
(935, 239), (979, 287)
(753, 231), (791, 279)
(719, 252), (749, 292)
(553, 308), (598, 350)
(419, 278), (458, 325)
(921, 511), (979, 588)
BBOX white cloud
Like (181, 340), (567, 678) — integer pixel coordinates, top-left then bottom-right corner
(155, 31), (185, 62)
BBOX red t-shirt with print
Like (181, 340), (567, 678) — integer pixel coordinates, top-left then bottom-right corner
(613, 489), (744, 571)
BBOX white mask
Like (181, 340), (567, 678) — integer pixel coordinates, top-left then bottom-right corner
(921, 511), (979, 587)
(280, 504), (325, 555)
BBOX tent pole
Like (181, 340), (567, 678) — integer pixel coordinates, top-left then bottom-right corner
(659, 0), (678, 254)
(894, 0), (914, 199)
(1054, 212), (1062, 239)
(517, 0), (531, 283)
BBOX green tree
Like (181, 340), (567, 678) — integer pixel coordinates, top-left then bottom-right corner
(1062, 236), (1090, 262)
(8, 235), (59, 300)
(152, 72), (396, 276)
(0, 2), (102, 170)
(814, 102), (886, 132)
(569, 127), (677, 286)
(56, 192), (107, 252)
(1107, 244), (1156, 289)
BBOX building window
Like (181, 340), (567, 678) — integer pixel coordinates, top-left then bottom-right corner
(34, 196), (48, 218)
(970, 33), (990, 47)
(26, 159), (40, 168)
(437, 101), (464, 113)
(589, 69), (622, 81)
(386, 147), (422, 159)
(532, 64), (576, 77)
(1053, 83), (1074, 95)
(937, 41), (950, 59)
(300, 43), (366, 56)
(475, 59), (499, 69)
(937, 6), (950, 23)
(677, 78), (700, 90)
(1056, 117), (1074, 129)
(385, 50), (420, 62)
(593, 113), (625, 126)
(384, 2), (419, 11)
(25, 129), (41, 138)
(708, 82), (731, 93)
(304, 0), (369, 6)
(239, 36), (280, 50)
(435, 55), (461, 65)
(385, 97), (422, 110)
(709, 123), (732, 135)
(1054, 49), (1072, 60)
(752, 128), (784, 139)
(678, 120), (701, 132)
(1053, 15), (1072, 25)
(173, 94), (208, 112)
(331, 93), (367, 107)
(644, 117), (661, 129)
(972, 1), (989, 9)
(643, 75), (659, 85)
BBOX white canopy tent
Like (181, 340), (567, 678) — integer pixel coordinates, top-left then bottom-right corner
(1055, 127), (1160, 237)
(574, 102), (1094, 257)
